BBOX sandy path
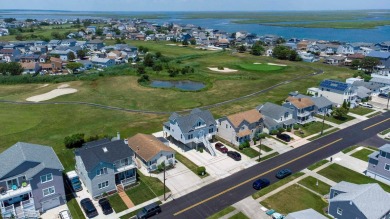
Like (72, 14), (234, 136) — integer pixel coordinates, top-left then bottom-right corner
(208, 67), (238, 73)
(267, 63), (287, 66)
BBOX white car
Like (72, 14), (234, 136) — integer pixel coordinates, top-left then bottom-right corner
(59, 210), (72, 219)
(359, 102), (373, 108)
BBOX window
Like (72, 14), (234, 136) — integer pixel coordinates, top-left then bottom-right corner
(188, 134), (193, 139)
(40, 173), (53, 183)
(96, 167), (108, 176)
(98, 181), (109, 189)
(385, 164), (390, 171)
(209, 128), (213, 133)
(334, 191), (339, 197)
(43, 186), (55, 196)
(7, 178), (18, 190)
(226, 124), (228, 128)
(337, 208), (343, 215)
(381, 151), (386, 157)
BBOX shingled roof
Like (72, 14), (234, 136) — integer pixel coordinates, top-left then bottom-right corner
(286, 96), (315, 109)
(168, 108), (216, 133)
(227, 109), (263, 128)
(127, 134), (174, 162)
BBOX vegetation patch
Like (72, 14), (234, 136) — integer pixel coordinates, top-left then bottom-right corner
(257, 144), (273, 152)
(175, 153), (209, 178)
(67, 198), (85, 219)
(350, 148), (374, 162)
(108, 193), (128, 213)
(298, 176), (331, 195)
(349, 107), (375, 116)
(239, 63), (285, 72)
(258, 152), (279, 162)
(307, 128), (340, 141)
(207, 206), (236, 219)
(367, 111), (382, 118)
(229, 212), (250, 219)
(307, 160), (329, 171)
(315, 114), (355, 124)
(380, 128), (390, 136)
(342, 145), (359, 154)
(294, 122), (332, 138)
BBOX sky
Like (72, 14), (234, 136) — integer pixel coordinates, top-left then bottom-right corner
(0, 0), (389, 11)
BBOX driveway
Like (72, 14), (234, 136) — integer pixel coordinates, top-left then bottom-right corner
(40, 204), (69, 219)
(370, 96), (390, 109)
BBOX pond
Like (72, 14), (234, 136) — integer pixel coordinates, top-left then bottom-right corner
(150, 80), (205, 91)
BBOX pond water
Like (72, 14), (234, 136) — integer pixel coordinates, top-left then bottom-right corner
(150, 80), (205, 91)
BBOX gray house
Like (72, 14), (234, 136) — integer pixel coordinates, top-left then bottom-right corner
(366, 144), (390, 184)
(163, 108), (217, 156)
(282, 96), (316, 124)
(127, 134), (175, 172)
(75, 138), (137, 199)
(328, 181), (390, 219)
(0, 142), (65, 219)
(291, 93), (333, 115)
(257, 102), (295, 133)
(285, 209), (327, 219)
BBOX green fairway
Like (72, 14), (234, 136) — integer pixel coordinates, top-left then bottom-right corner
(239, 63), (285, 72)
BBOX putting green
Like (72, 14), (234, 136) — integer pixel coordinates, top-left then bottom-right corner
(239, 63), (285, 71)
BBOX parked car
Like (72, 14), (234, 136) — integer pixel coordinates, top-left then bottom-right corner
(277, 133), (291, 142)
(98, 198), (113, 215)
(379, 93), (389, 98)
(59, 210), (72, 219)
(227, 151), (241, 161)
(215, 142), (228, 153)
(275, 169), (292, 179)
(253, 178), (270, 190)
(359, 102), (373, 108)
(136, 202), (162, 219)
(80, 198), (98, 218)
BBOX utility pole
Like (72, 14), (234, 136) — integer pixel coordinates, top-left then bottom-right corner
(258, 136), (262, 162)
(320, 108), (327, 135)
(163, 164), (166, 201)
(387, 92), (390, 110)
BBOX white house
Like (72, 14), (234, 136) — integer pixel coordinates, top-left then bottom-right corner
(312, 79), (358, 107)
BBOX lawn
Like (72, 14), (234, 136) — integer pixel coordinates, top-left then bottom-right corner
(257, 144), (273, 152)
(315, 114), (355, 125)
(175, 152), (209, 178)
(258, 152), (279, 162)
(307, 160), (329, 171)
(350, 148), (374, 162)
(318, 163), (390, 193)
(67, 198), (85, 219)
(298, 176), (331, 195)
(239, 147), (260, 159)
(294, 122), (332, 138)
(260, 184), (328, 215)
(239, 63), (285, 72)
(108, 193), (128, 213)
(342, 145), (359, 154)
(380, 128), (390, 135)
(125, 171), (169, 205)
(229, 212), (250, 219)
(252, 172), (304, 199)
(120, 210), (138, 219)
(307, 128), (340, 141)
(349, 107), (374, 116)
(367, 111), (382, 118)
(207, 206), (236, 219)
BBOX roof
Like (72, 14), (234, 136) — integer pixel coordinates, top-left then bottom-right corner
(168, 108), (216, 133)
(257, 102), (293, 120)
(21, 62), (37, 69)
(310, 96), (333, 108)
(237, 129), (252, 137)
(285, 209), (327, 219)
(87, 39), (104, 44)
(50, 57), (62, 63)
(367, 51), (390, 59)
(354, 86), (371, 99)
(127, 134), (174, 162)
(286, 96), (315, 109)
(0, 142), (64, 180)
(226, 109), (263, 128)
(75, 139), (134, 172)
(379, 144), (390, 153)
(91, 57), (112, 63)
(330, 181), (390, 219)
(319, 79), (351, 92)
(352, 81), (383, 90)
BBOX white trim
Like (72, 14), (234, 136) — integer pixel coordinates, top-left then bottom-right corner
(40, 173), (53, 184)
(337, 207), (343, 215)
(98, 181), (109, 189)
(42, 186), (55, 197)
(385, 163), (390, 171)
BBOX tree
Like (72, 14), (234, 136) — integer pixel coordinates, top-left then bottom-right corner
(137, 74), (150, 83)
(143, 54), (154, 67)
(360, 57), (380, 73)
(77, 49), (87, 59)
(155, 51), (162, 59)
(251, 42), (264, 56)
(66, 62), (83, 72)
(67, 52), (76, 61)
(273, 45), (300, 61)
(64, 133), (85, 149)
(15, 34), (25, 41)
(0, 62), (24, 76)
(342, 100), (348, 109)
(182, 40), (189, 46)
(332, 107), (348, 120)
(351, 59), (361, 70)
(4, 18), (16, 23)
(145, 30), (154, 35)
(96, 28), (103, 36)
(137, 65), (146, 75)
(276, 38), (286, 44)
(238, 45), (246, 53)
(190, 38), (197, 45)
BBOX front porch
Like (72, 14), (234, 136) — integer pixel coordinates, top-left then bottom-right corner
(115, 169), (137, 188)
(0, 187), (39, 219)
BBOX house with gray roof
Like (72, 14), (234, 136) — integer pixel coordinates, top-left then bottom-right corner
(163, 108), (217, 156)
(313, 79), (358, 107)
(75, 135), (137, 199)
(285, 209), (327, 219)
(257, 102), (296, 133)
(352, 81), (382, 96)
(328, 181), (390, 219)
(366, 144), (390, 184)
(0, 142), (65, 219)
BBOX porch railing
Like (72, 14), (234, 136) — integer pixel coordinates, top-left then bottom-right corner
(121, 176), (136, 187)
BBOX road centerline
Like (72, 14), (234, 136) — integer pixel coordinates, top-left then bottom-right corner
(173, 138), (343, 216)
(363, 117), (390, 130)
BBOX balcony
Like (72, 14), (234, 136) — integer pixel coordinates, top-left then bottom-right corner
(116, 163), (136, 173)
(1, 199), (38, 219)
(0, 184), (32, 202)
(297, 111), (312, 117)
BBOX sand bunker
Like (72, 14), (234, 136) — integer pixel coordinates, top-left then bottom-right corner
(253, 63), (262, 64)
(26, 84), (77, 102)
(267, 63), (287, 67)
(39, 84), (49, 88)
(166, 44), (177, 46)
(208, 67), (238, 73)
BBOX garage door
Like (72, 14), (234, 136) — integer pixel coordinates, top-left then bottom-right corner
(41, 196), (61, 211)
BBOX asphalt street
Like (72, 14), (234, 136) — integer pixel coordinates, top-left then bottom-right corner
(156, 111), (390, 219)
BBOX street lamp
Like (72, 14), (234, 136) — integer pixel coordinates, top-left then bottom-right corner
(258, 134), (262, 162)
(387, 92), (390, 110)
(320, 108), (327, 135)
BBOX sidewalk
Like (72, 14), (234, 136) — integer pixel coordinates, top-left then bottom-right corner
(233, 197), (269, 219)
(116, 198), (159, 217)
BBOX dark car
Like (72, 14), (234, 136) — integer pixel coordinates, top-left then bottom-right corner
(275, 169), (292, 179)
(80, 198), (98, 218)
(98, 198), (113, 215)
(215, 143), (228, 153)
(277, 133), (291, 142)
(379, 93), (389, 98)
(253, 178), (270, 190)
(136, 203), (161, 219)
(227, 151), (241, 161)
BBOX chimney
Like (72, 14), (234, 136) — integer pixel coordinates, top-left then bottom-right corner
(117, 132), (120, 140)
(124, 139), (128, 145)
(298, 98), (302, 102)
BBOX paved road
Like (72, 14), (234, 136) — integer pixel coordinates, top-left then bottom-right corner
(156, 111), (390, 219)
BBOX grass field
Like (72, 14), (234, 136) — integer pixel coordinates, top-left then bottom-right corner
(380, 128), (390, 135)
(108, 193), (128, 213)
(238, 63), (285, 72)
(298, 176), (331, 195)
(367, 111), (382, 118)
(307, 160), (329, 171)
(350, 148), (374, 162)
(259, 152), (279, 162)
(318, 163), (390, 193)
(294, 122), (332, 138)
(260, 184), (327, 215)
(239, 147), (261, 158)
(229, 212), (250, 219)
(67, 198), (85, 219)
(349, 107), (374, 116)
(315, 114), (355, 125)
(207, 206), (236, 219)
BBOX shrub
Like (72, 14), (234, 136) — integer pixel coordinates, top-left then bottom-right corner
(217, 66), (224, 70)
(277, 127), (285, 133)
(197, 166), (206, 176)
(64, 133), (85, 149)
(293, 124), (300, 130)
(239, 144), (245, 150)
(258, 133), (267, 139)
(157, 163), (165, 172)
(270, 130), (279, 135)
(286, 127), (292, 132)
(199, 147), (204, 153)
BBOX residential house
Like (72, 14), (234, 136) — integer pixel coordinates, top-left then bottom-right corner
(256, 102), (296, 133)
(337, 44), (354, 55)
(366, 144), (390, 184)
(75, 137), (137, 199)
(50, 57), (63, 72)
(290, 92), (333, 115)
(297, 40), (310, 51)
(367, 51), (390, 69)
(217, 109), (263, 146)
(328, 181), (390, 219)
(86, 39), (104, 51)
(376, 41), (390, 52)
(282, 96), (315, 124)
(60, 39), (77, 47)
(352, 81), (382, 96)
(0, 49), (21, 62)
(127, 134), (175, 172)
(77, 60), (93, 69)
(19, 54), (40, 63)
(47, 40), (61, 51)
(50, 49), (75, 61)
(325, 55), (346, 65)
(21, 62), (41, 74)
(314, 79), (358, 107)
(91, 57), (115, 67)
(285, 209), (327, 219)
(0, 142), (65, 219)
(299, 52), (318, 63)
(163, 108), (217, 155)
